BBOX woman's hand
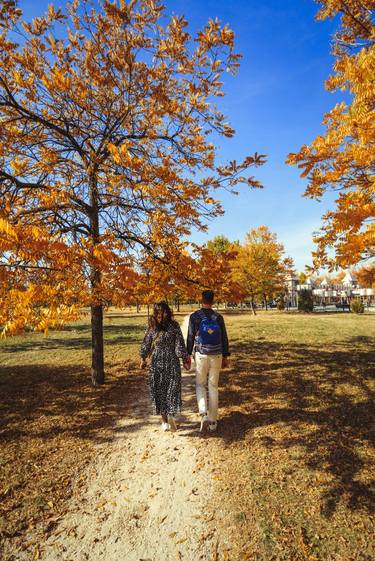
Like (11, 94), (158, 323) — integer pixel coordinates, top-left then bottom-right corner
(139, 359), (147, 370)
(183, 356), (192, 371)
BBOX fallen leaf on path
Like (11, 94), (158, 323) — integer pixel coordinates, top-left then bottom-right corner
(175, 537), (188, 544)
(199, 531), (215, 543)
(169, 531), (177, 538)
(95, 500), (107, 509)
(212, 540), (219, 561)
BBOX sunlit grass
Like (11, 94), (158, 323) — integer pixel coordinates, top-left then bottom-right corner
(210, 310), (374, 561)
(0, 309), (373, 560)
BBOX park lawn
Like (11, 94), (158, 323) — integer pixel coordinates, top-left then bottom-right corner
(206, 311), (375, 561)
(0, 309), (374, 560)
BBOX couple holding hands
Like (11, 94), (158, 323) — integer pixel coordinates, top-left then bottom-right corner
(140, 290), (230, 433)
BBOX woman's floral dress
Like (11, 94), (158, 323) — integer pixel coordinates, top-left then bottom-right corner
(140, 320), (189, 416)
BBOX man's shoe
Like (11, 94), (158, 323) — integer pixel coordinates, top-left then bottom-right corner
(161, 422), (170, 431)
(208, 421), (217, 432)
(199, 415), (209, 433)
(168, 416), (177, 432)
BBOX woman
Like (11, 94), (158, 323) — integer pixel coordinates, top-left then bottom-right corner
(140, 302), (191, 431)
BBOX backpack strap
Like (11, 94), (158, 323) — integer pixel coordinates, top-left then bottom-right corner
(197, 309), (217, 324)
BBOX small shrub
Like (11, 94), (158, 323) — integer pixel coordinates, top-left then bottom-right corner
(298, 289), (314, 312)
(350, 299), (364, 314)
(277, 294), (285, 311)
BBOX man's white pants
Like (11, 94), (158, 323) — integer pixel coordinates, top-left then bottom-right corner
(195, 352), (222, 422)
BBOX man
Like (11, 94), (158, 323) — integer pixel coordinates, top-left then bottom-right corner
(187, 290), (230, 432)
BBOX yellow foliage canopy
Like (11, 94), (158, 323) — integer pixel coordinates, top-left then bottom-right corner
(231, 226), (295, 304)
(0, 0), (265, 336)
(287, 0), (375, 269)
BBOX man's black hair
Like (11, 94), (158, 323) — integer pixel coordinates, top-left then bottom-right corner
(202, 290), (214, 304)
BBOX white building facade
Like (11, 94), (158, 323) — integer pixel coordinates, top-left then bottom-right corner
(285, 274), (375, 309)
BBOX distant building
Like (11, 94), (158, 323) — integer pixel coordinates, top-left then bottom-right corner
(285, 273), (374, 308)
(342, 271), (358, 289)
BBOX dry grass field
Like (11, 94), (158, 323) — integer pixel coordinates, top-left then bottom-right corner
(210, 311), (375, 560)
(0, 309), (374, 560)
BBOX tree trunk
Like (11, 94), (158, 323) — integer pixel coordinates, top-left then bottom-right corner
(251, 298), (257, 315)
(91, 304), (104, 385)
(89, 172), (105, 385)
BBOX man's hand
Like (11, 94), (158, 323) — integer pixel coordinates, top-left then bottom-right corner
(183, 356), (192, 371)
(139, 359), (147, 370)
(222, 357), (229, 369)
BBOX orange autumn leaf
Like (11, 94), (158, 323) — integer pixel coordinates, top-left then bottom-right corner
(287, 0), (375, 270)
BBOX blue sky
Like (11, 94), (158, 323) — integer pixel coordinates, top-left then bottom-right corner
(161, 0), (341, 271)
(20, 0), (342, 271)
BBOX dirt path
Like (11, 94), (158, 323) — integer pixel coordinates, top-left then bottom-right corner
(37, 316), (222, 561)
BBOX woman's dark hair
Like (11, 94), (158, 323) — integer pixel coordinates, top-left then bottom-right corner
(149, 301), (173, 331)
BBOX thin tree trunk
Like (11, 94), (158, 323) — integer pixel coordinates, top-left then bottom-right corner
(91, 304), (104, 385)
(89, 172), (105, 385)
(251, 297), (257, 315)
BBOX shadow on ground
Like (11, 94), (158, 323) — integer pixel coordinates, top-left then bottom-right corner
(215, 337), (375, 517)
(0, 324), (145, 353)
(0, 358), (150, 543)
(0, 362), (146, 444)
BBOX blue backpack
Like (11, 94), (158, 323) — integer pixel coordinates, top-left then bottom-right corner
(196, 311), (222, 355)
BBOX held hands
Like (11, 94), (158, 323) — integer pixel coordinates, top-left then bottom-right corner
(141, 357), (192, 370)
(183, 356), (192, 371)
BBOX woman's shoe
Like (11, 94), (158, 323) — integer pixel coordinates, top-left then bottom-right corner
(168, 416), (177, 432)
(161, 422), (170, 431)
